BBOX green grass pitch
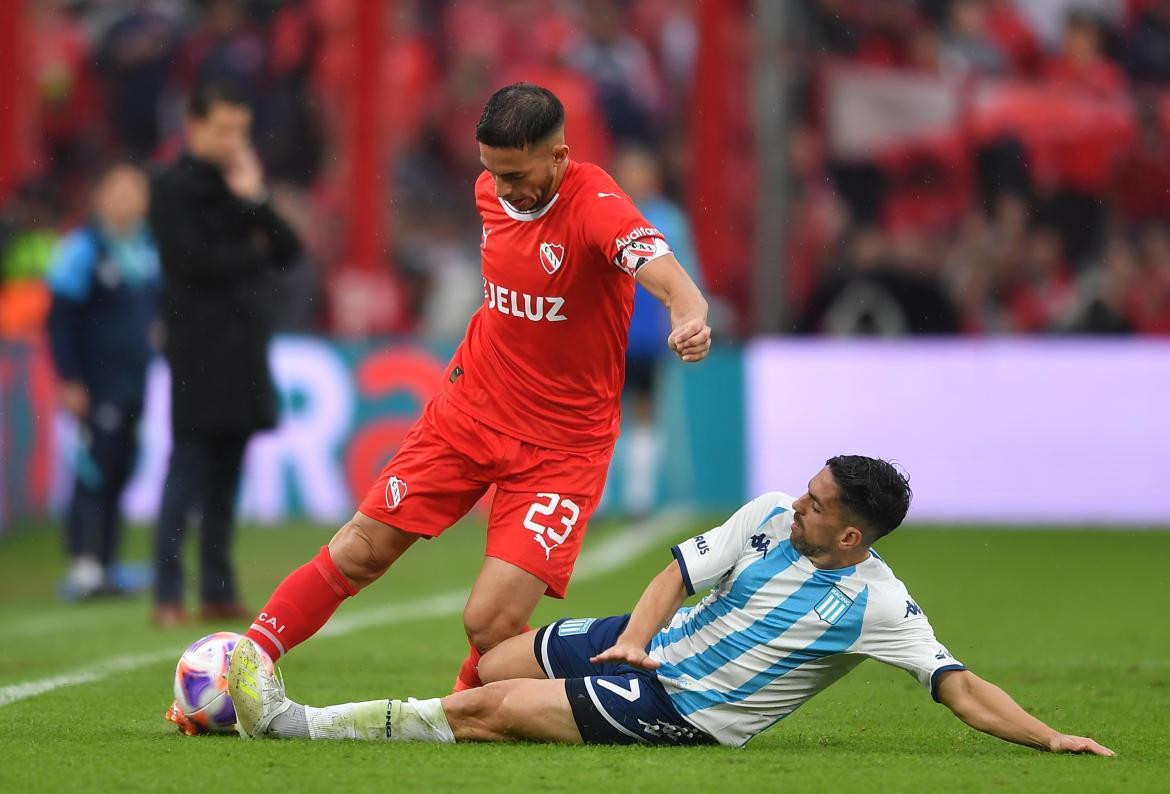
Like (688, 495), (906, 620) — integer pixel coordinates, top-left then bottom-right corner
(1, 517), (1167, 793)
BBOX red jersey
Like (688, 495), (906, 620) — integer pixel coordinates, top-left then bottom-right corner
(442, 159), (667, 451)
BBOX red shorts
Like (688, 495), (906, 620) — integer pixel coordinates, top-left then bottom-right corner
(358, 392), (614, 598)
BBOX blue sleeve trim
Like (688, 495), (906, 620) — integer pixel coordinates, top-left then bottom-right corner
(671, 545), (695, 596)
(930, 664), (967, 703)
(45, 230), (98, 301)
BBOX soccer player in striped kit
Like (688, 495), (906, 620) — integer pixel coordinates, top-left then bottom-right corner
(231, 455), (1113, 756)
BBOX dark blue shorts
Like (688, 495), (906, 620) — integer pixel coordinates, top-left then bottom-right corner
(533, 615), (717, 746)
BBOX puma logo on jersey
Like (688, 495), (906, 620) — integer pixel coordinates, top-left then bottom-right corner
(484, 277), (567, 322)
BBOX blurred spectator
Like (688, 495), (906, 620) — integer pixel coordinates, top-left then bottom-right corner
(95, 1), (180, 160)
(613, 146), (703, 517)
(564, 0), (666, 144)
(799, 226), (960, 335)
(176, 0), (266, 100)
(1130, 224), (1170, 332)
(0, 185), (59, 338)
(1062, 232), (1138, 333)
(940, 0), (1010, 76)
(986, 0), (1043, 75)
(150, 79), (301, 627)
(1004, 223), (1077, 332)
(1112, 104), (1170, 224)
(45, 162), (159, 600)
(1125, 0), (1170, 82)
(8, 0), (1170, 338)
(1015, 0), (1124, 49)
(1043, 11), (1126, 95)
(257, 0), (324, 185)
(34, 0), (97, 199)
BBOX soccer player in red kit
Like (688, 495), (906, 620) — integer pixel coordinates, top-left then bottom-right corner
(232, 83), (710, 694)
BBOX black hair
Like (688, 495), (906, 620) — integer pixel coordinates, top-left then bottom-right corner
(188, 78), (252, 119)
(475, 83), (565, 150)
(826, 455), (912, 543)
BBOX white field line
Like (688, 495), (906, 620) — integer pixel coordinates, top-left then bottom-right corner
(0, 509), (696, 710)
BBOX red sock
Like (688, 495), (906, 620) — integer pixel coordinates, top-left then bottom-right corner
(453, 646), (482, 692)
(244, 546), (357, 661)
(453, 624), (531, 691)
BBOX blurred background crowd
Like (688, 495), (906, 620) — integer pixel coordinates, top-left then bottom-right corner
(3, 0), (1170, 344)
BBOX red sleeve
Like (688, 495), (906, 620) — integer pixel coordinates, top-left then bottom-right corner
(577, 167), (668, 277)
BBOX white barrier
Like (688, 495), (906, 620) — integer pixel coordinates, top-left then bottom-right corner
(746, 339), (1170, 525)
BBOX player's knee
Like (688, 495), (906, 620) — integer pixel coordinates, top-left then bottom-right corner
(476, 649), (507, 684)
(446, 684), (510, 739)
(327, 517), (399, 587)
(464, 610), (527, 654)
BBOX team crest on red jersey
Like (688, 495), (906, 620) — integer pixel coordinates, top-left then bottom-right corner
(539, 242), (565, 275)
(385, 475), (408, 510)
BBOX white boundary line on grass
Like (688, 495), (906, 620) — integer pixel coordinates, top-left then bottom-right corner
(0, 508), (696, 710)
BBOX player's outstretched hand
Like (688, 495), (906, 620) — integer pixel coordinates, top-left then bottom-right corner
(668, 319), (712, 363)
(1049, 733), (1115, 756)
(590, 642), (660, 670)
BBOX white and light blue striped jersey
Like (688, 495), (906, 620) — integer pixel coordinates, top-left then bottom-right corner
(650, 492), (964, 747)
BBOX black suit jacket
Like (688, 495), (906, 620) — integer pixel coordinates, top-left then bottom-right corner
(150, 153), (301, 438)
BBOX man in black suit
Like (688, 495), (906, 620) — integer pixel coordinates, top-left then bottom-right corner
(150, 79), (300, 627)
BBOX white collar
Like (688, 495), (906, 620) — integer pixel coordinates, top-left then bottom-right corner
(498, 192), (561, 222)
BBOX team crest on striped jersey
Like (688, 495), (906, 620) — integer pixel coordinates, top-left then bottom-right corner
(814, 587), (854, 625)
(557, 618), (596, 637)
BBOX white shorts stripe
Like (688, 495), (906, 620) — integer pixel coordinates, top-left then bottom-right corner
(539, 621), (558, 678)
(583, 677), (646, 743)
(248, 624), (287, 657)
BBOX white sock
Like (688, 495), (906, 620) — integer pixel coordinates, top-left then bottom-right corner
(387, 698), (455, 743)
(303, 698), (454, 743)
(306, 700), (391, 741)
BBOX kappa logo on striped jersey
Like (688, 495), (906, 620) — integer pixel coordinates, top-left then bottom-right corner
(814, 587), (854, 625)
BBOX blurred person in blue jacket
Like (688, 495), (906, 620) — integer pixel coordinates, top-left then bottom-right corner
(613, 147), (703, 518)
(45, 162), (161, 599)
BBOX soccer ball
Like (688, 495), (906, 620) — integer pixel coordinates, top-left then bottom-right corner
(170, 631), (241, 734)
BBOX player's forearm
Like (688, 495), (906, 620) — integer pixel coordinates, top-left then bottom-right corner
(668, 287), (708, 333)
(617, 562), (689, 649)
(946, 674), (1060, 751)
(637, 254), (708, 322)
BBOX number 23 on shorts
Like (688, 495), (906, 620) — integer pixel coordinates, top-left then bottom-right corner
(524, 492), (580, 560)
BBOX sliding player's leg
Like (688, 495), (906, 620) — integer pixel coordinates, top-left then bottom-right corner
(231, 637), (711, 746)
(230, 634), (581, 744)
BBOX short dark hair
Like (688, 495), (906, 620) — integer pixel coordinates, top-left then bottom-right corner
(188, 78), (252, 119)
(475, 83), (565, 149)
(826, 455), (912, 543)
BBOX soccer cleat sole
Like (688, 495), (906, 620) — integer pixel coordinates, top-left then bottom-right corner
(228, 637), (265, 739)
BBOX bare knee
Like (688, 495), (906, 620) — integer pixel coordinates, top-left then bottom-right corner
(444, 684), (510, 741)
(464, 607), (529, 654)
(476, 648), (508, 684)
(328, 514), (416, 589)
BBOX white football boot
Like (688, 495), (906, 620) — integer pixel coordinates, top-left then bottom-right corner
(228, 637), (292, 739)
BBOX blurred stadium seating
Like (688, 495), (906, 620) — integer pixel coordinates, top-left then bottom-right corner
(1, 1), (1168, 531)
